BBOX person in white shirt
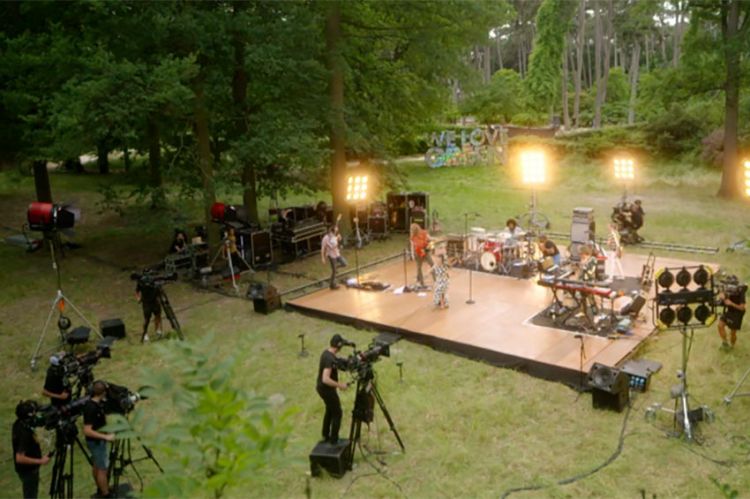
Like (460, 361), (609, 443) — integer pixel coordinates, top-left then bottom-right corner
(321, 225), (347, 289)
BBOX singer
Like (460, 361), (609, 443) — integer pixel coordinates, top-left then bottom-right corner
(315, 334), (350, 445)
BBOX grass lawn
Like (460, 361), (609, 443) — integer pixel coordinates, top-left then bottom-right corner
(1, 157), (749, 498)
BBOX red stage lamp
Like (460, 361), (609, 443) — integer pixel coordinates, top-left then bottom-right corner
(210, 202), (240, 223)
(27, 202), (77, 231)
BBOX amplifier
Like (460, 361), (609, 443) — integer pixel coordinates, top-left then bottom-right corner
(309, 440), (351, 478)
(368, 215), (387, 235)
(250, 231), (272, 267)
(247, 282), (281, 314)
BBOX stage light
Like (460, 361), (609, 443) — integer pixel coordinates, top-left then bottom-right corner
(613, 158), (635, 181)
(521, 151), (546, 185)
(27, 202), (78, 232)
(210, 202), (239, 223)
(654, 265), (716, 330)
(744, 160), (750, 197)
(346, 174), (369, 202)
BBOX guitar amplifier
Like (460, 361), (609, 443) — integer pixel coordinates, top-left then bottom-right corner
(249, 231), (272, 267)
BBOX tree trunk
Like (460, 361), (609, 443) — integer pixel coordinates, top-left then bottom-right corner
(627, 42), (641, 125)
(718, 0), (742, 199)
(96, 141), (109, 174)
(147, 115), (165, 208)
(593, 0), (613, 129)
(574, 0), (585, 127)
(194, 78), (219, 249)
(326, 2), (350, 233)
(483, 45), (492, 83)
(123, 146), (130, 172)
(496, 34), (504, 70)
(562, 39), (571, 130)
(644, 34), (650, 71)
(672, 1), (682, 67)
(33, 160), (52, 203)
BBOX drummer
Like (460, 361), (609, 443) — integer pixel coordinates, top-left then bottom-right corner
(537, 234), (561, 266)
(504, 218), (524, 239)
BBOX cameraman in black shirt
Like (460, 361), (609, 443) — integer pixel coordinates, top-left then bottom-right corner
(135, 275), (162, 343)
(83, 381), (114, 498)
(42, 354), (71, 407)
(718, 282), (747, 350)
(12, 400), (51, 498)
(316, 334), (350, 445)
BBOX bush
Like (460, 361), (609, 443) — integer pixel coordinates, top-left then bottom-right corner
(644, 104), (708, 157)
(555, 125), (648, 159)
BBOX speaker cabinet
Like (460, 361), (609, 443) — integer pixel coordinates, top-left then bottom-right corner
(309, 439), (351, 478)
(100, 318), (125, 339)
(387, 193), (408, 232)
(247, 283), (281, 314)
(249, 231), (272, 267)
(588, 363), (630, 412)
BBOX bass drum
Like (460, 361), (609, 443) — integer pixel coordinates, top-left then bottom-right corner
(480, 251), (498, 272)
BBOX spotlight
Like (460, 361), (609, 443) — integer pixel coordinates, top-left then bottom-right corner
(27, 202), (78, 232)
(210, 202), (240, 223)
(613, 158), (635, 181)
(346, 174), (370, 202)
(521, 151), (546, 185)
(654, 265), (717, 330)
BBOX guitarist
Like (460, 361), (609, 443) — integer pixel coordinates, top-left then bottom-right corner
(410, 223), (434, 288)
(321, 215), (346, 290)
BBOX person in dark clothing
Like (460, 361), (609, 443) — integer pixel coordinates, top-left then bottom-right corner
(630, 200), (645, 231)
(42, 354), (70, 407)
(12, 400), (51, 499)
(316, 334), (350, 444)
(136, 275), (162, 343)
(718, 283), (747, 350)
(169, 229), (188, 254)
(537, 234), (561, 266)
(83, 381), (114, 498)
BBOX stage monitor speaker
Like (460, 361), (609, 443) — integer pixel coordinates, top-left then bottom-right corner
(619, 292), (647, 318)
(100, 318), (125, 339)
(250, 231), (272, 267)
(247, 282), (281, 314)
(309, 440), (351, 478)
(588, 363), (630, 412)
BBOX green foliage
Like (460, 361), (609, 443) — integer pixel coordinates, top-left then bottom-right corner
(460, 69), (526, 124)
(644, 104), (711, 158)
(710, 477), (739, 499)
(138, 335), (295, 498)
(556, 126), (648, 159)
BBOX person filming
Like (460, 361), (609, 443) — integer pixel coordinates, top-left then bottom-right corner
(136, 274), (162, 343)
(83, 381), (115, 498)
(42, 353), (71, 407)
(12, 400), (51, 499)
(718, 280), (747, 350)
(316, 334), (350, 445)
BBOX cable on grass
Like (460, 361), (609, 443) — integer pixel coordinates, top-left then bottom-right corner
(500, 402), (633, 498)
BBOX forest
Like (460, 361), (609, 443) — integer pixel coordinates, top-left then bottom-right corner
(1, 0), (748, 243)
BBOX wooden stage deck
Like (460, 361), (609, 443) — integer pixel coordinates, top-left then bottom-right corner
(287, 253), (705, 387)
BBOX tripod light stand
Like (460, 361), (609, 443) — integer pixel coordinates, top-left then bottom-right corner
(31, 231), (101, 371)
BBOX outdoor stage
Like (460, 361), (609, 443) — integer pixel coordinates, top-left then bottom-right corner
(287, 253), (707, 387)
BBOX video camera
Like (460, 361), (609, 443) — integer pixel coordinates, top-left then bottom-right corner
(102, 382), (148, 415)
(51, 338), (114, 391)
(715, 274), (748, 302)
(130, 268), (177, 288)
(27, 397), (89, 431)
(336, 340), (390, 379)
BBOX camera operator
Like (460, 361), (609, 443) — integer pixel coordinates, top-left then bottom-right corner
(316, 334), (350, 445)
(83, 381), (115, 498)
(12, 400), (51, 498)
(42, 354), (70, 407)
(135, 273), (162, 343)
(718, 281), (747, 350)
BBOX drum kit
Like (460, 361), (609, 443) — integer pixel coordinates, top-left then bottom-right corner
(463, 227), (535, 275)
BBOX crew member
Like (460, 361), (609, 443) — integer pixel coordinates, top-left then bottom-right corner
(410, 223), (433, 288)
(42, 354), (70, 407)
(169, 229), (188, 254)
(83, 381), (115, 498)
(718, 283), (746, 350)
(505, 218), (524, 239)
(12, 400), (50, 499)
(316, 334), (349, 445)
(630, 200), (645, 231)
(537, 234), (560, 267)
(321, 225), (346, 290)
(136, 273), (162, 343)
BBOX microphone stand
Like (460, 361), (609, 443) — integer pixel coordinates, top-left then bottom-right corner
(463, 212), (480, 305)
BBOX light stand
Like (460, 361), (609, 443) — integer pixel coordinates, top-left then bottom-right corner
(518, 150), (549, 231)
(723, 367), (750, 405)
(109, 435), (163, 495)
(402, 248), (411, 292)
(209, 235), (254, 295)
(352, 217), (363, 284)
(31, 231), (101, 371)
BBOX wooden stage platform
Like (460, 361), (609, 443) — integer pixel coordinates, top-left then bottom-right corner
(287, 253), (705, 387)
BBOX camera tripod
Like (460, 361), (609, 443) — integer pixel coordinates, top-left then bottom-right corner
(209, 235), (253, 295)
(49, 422), (91, 499)
(346, 368), (405, 469)
(31, 232), (101, 371)
(156, 286), (183, 341)
(109, 436), (163, 494)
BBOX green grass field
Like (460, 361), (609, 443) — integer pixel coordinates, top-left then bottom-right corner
(1, 158), (749, 498)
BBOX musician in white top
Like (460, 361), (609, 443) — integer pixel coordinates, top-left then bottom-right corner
(504, 218), (524, 239)
(321, 224), (347, 290)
